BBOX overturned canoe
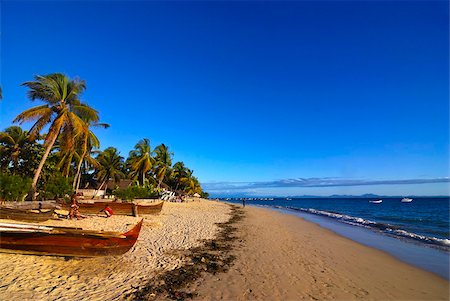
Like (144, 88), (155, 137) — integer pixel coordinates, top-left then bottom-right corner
(0, 207), (55, 222)
(0, 220), (143, 257)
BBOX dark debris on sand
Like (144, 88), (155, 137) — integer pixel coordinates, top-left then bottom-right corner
(126, 204), (245, 301)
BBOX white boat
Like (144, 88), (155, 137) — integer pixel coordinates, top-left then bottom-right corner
(369, 199), (383, 204)
(401, 197), (413, 203)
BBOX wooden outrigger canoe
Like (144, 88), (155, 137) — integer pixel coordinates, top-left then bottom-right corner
(136, 201), (164, 215)
(0, 220), (143, 257)
(61, 201), (164, 216)
(0, 207), (55, 222)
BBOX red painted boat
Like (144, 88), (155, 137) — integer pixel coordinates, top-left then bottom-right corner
(0, 220), (143, 257)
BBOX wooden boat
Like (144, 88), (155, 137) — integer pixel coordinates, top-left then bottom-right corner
(0, 220), (143, 257)
(61, 201), (164, 216)
(0, 207), (55, 222)
(136, 201), (164, 215)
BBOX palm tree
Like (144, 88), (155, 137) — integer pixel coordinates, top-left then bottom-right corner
(182, 175), (202, 195)
(0, 126), (31, 172)
(153, 143), (173, 189)
(94, 147), (125, 197)
(14, 73), (99, 200)
(127, 138), (154, 186)
(170, 161), (191, 191)
(72, 120), (109, 191)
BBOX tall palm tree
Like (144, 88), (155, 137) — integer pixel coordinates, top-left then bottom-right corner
(170, 161), (191, 191)
(127, 138), (154, 186)
(0, 126), (31, 172)
(72, 120), (109, 191)
(94, 147), (125, 197)
(14, 73), (99, 200)
(153, 143), (173, 189)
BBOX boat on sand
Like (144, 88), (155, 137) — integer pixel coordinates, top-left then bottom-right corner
(0, 219), (143, 257)
(0, 207), (55, 222)
(60, 201), (164, 216)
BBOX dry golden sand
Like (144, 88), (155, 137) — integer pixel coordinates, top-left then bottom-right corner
(190, 206), (449, 301)
(0, 201), (230, 301)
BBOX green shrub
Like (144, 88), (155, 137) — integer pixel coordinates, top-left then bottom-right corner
(0, 173), (31, 201)
(41, 173), (72, 200)
(113, 184), (159, 201)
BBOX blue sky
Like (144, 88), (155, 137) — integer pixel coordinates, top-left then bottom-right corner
(1, 0), (449, 196)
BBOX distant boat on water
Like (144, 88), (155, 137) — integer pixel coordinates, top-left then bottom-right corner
(401, 197), (413, 203)
(369, 199), (383, 204)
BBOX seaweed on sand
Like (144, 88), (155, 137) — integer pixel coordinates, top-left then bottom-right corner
(126, 204), (245, 301)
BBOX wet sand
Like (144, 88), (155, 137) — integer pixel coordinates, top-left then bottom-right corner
(189, 206), (449, 300)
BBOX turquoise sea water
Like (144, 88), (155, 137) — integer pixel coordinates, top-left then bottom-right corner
(220, 197), (450, 278)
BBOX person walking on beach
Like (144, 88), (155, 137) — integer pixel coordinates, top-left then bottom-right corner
(242, 198), (246, 208)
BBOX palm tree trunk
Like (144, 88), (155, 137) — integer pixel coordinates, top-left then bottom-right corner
(93, 178), (107, 199)
(73, 149), (87, 191)
(27, 130), (59, 201)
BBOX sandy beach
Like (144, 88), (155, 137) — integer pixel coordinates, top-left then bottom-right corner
(190, 205), (449, 300)
(0, 201), (448, 300)
(0, 201), (230, 300)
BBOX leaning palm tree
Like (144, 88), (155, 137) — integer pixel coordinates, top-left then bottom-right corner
(127, 138), (154, 186)
(14, 73), (99, 200)
(153, 143), (173, 189)
(94, 147), (125, 197)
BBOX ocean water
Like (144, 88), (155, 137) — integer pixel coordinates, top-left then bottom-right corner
(221, 197), (450, 278)
(222, 197), (450, 251)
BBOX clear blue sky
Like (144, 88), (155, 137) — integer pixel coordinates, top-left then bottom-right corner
(1, 0), (449, 196)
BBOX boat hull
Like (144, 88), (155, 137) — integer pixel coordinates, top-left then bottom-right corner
(136, 201), (164, 215)
(61, 201), (164, 216)
(0, 207), (55, 222)
(0, 220), (143, 257)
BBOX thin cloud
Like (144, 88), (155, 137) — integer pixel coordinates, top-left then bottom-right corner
(203, 177), (450, 191)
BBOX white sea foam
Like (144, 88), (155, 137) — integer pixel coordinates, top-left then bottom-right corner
(283, 206), (450, 249)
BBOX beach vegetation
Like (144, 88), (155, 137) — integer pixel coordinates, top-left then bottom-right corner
(40, 173), (72, 200)
(0, 173), (31, 201)
(2, 73), (209, 200)
(113, 184), (159, 201)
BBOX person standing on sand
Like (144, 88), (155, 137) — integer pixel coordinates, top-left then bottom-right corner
(242, 198), (246, 208)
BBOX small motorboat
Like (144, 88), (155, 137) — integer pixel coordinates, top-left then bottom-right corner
(369, 199), (383, 204)
(401, 197), (413, 203)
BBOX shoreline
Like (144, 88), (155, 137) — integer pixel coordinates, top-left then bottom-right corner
(189, 205), (449, 300)
(0, 200), (448, 300)
(272, 205), (450, 279)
